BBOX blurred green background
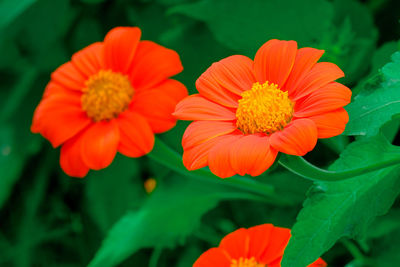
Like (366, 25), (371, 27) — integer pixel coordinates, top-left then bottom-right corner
(1, 0), (400, 266)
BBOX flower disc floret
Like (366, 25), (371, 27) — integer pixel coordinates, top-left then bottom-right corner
(82, 70), (134, 122)
(231, 257), (265, 267)
(236, 81), (294, 135)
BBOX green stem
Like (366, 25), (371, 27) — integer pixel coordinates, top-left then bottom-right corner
(278, 154), (400, 182)
(148, 138), (292, 206)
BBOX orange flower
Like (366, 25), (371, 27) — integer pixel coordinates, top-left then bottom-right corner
(193, 224), (327, 267)
(174, 40), (351, 178)
(31, 27), (187, 177)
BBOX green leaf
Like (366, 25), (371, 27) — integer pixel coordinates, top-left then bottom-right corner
(169, 0), (334, 55)
(369, 227), (400, 266)
(0, 69), (41, 210)
(370, 41), (399, 74)
(81, 0), (106, 4)
(366, 209), (400, 240)
(126, 3), (170, 43)
(0, 126), (24, 209)
(317, 0), (377, 84)
(85, 155), (145, 233)
(16, 0), (77, 52)
(71, 17), (102, 51)
(0, 0), (36, 30)
(344, 51), (400, 136)
(281, 135), (400, 267)
(160, 20), (235, 93)
(88, 175), (262, 267)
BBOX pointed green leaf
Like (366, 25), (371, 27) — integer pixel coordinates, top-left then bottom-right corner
(282, 135), (400, 267)
(344, 51), (400, 136)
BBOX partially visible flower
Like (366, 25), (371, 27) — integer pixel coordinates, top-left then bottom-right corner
(174, 39), (351, 178)
(32, 27), (187, 177)
(144, 177), (157, 194)
(194, 224), (327, 267)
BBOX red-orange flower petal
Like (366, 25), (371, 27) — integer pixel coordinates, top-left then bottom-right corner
(103, 27), (141, 73)
(270, 118), (318, 156)
(193, 248), (231, 267)
(208, 134), (241, 178)
(60, 133), (89, 178)
(282, 47), (324, 92)
(183, 136), (223, 171)
(51, 61), (86, 91)
(289, 62), (344, 100)
(247, 224), (274, 260)
(43, 81), (77, 98)
(31, 94), (91, 147)
(254, 39), (297, 87)
(71, 42), (104, 78)
(133, 79), (188, 133)
(294, 82), (352, 117)
(311, 258), (328, 267)
(196, 68), (240, 108)
(117, 111), (154, 158)
(129, 40), (183, 90)
(158, 79), (189, 103)
(174, 95), (236, 121)
(229, 135), (278, 176)
(182, 121), (237, 150)
(258, 226), (291, 263)
(209, 55), (256, 95)
(219, 228), (250, 259)
(308, 108), (349, 138)
(80, 120), (120, 170)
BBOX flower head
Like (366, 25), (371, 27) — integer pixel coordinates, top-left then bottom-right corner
(174, 40), (351, 178)
(32, 27), (188, 177)
(193, 224), (327, 267)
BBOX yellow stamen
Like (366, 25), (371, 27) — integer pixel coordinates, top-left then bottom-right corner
(230, 257), (265, 267)
(82, 70), (134, 122)
(236, 81), (294, 135)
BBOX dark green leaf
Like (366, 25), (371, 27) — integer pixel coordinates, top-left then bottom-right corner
(71, 17), (103, 51)
(0, 69), (41, 210)
(16, 0), (77, 52)
(170, 0), (334, 55)
(85, 155), (145, 233)
(317, 0), (377, 84)
(368, 227), (400, 266)
(0, 126), (24, 209)
(366, 209), (400, 240)
(81, 0), (106, 4)
(370, 41), (399, 74)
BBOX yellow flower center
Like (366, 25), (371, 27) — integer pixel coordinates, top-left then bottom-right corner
(236, 81), (294, 135)
(230, 257), (265, 267)
(81, 70), (134, 122)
